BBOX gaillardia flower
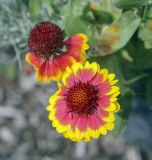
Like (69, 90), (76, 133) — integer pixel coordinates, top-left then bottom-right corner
(47, 61), (120, 142)
(25, 22), (89, 83)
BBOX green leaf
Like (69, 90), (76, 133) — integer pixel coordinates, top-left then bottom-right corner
(88, 54), (121, 74)
(89, 0), (120, 21)
(115, 0), (150, 9)
(64, 16), (87, 36)
(42, 0), (55, 15)
(62, 0), (89, 36)
(29, 0), (41, 18)
(131, 40), (152, 71)
(61, 0), (72, 17)
(95, 11), (141, 56)
(138, 20), (152, 49)
(111, 93), (132, 138)
(91, 10), (114, 24)
(113, 11), (141, 52)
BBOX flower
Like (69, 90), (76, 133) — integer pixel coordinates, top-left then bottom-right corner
(25, 22), (89, 83)
(47, 61), (120, 142)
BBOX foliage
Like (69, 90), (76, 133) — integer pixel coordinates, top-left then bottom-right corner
(0, 0), (152, 138)
(115, 0), (150, 9)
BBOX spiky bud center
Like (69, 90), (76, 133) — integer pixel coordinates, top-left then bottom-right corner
(28, 22), (64, 58)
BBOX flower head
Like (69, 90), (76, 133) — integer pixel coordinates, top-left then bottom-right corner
(25, 22), (89, 83)
(28, 22), (64, 58)
(47, 61), (120, 142)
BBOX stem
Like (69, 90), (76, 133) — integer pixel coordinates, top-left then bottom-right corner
(143, 3), (148, 22)
(10, 39), (22, 72)
(123, 73), (150, 85)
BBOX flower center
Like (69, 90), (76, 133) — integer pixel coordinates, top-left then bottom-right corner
(65, 82), (99, 116)
(28, 22), (64, 58)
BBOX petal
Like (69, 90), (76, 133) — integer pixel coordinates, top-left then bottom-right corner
(55, 99), (70, 125)
(36, 59), (62, 83)
(48, 109), (56, 121)
(66, 48), (86, 63)
(25, 52), (42, 70)
(84, 61), (100, 74)
(56, 123), (70, 133)
(64, 72), (78, 87)
(51, 115), (70, 134)
(111, 91), (120, 98)
(48, 86), (62, 104)
(82, 130), (91, 142)
(105, 123), (114, 131)
(90, 72), (103, 86)
(76, 68), (95, 83)
(66, 61), (101, 84)
(47, 105), (54, 112)
(115, 101), (120, 112)
(106, 86), (120, 95)
(110, 97), (118, 102)
(102, 113), (115, 122)
(97, 108), (109, 118)
(48, 96), (70, 134)
(65, 33), (89, 51)
(62, 67), (82, 87)
(98, 81), (111, 95)
(100, 69), (108, 82)
(107, 73), (115, 81)
(98, 95), (110, 108)
(88, 113), (105, 130)
(110, 80), (118, 85)
(75, 117), (88, 131)
(36, 53), (78, 83)
(72, 128), (84, 141)
(71, 62), (83, 75)
(88, 128), (101, 139)
(99, 126), (107, 135)
(103, 103), (117, 112)
(54, 53), (76, 72)
(64, 128), (83, 142)
(63, 64), (98, 86)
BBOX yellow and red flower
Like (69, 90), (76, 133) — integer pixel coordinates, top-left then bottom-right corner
(47, 61), (120, 142)
(25, 22), (89, 83)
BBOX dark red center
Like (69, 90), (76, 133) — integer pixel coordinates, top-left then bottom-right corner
(28, 22), (64, 58)
(65, 82), (99, 116)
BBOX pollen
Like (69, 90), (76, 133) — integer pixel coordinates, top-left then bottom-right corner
(65, 81), (99, 116)
(28, 22), (64, 58)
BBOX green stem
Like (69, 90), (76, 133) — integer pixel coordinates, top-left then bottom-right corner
(10, 39), (22, 72)
(143, 3), (148, 22)
(123, 73), (150, 85)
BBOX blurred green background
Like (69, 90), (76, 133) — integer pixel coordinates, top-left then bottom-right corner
(0, 0), (152, 160)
